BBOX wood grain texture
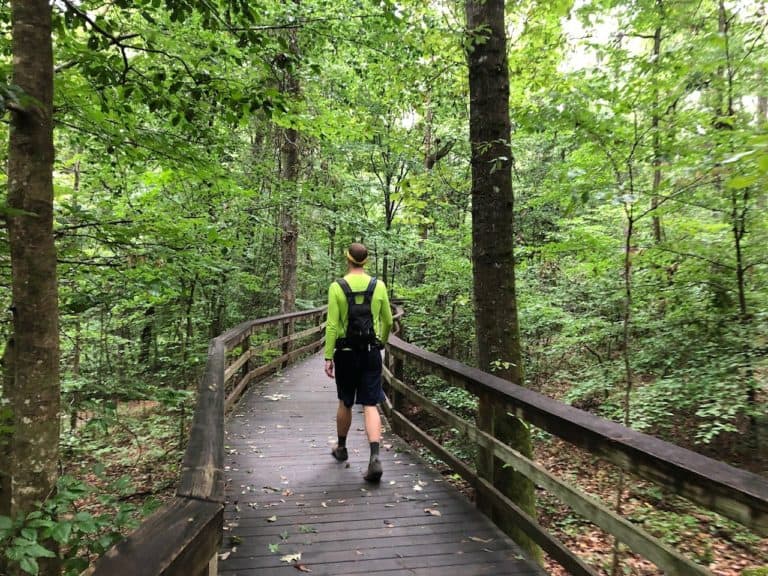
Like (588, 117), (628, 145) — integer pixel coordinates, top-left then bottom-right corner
(179, 338), (225, 501)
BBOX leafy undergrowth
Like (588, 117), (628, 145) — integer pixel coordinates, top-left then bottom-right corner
(534, 436), (768, 576)
(0, 401), (186, 575)
(57, 402), (183, 572)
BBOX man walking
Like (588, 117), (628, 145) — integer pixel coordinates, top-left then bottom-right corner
(324, 242), (393, 482)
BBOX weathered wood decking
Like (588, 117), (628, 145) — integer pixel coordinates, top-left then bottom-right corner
(219, 353), (544, 575)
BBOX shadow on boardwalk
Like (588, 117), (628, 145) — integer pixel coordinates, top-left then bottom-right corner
(219, 353), (545, 576)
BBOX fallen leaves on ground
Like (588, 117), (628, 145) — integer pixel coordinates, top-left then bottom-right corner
(280, 552), (302, 563)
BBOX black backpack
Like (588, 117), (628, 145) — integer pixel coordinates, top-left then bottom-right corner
(336, 277), (378, 350)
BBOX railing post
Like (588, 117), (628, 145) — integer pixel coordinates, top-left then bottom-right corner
(315, 311), (323, 351)
(241, 335), (251, 380)
(477, 393), (540, 561)
(476, 392), (495, 517)
(387, 353), (406, 437)
(281, 319), (292, 369)
(196, 554), (217, 576)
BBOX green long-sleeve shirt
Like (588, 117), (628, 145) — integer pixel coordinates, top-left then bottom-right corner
(324, 273), (393, 360)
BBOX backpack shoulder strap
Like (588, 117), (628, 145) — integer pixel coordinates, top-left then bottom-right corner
(363, 277), (377, 302)
(336, 277), (352, 296)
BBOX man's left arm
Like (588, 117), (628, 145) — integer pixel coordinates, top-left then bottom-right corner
(378, 283), (393, 345)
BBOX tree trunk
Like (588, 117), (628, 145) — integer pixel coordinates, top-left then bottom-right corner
(650, 2), (664, 244)
(279, 2), (301, 315)
(139, 306), (155, 367)
(465, 0), (539, 561)
(2, 1), (60, 572)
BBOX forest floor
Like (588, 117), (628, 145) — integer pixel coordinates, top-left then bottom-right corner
(533, 436), (768, 576)
(62, 401), (183, 571)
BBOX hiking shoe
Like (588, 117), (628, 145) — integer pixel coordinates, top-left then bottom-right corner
(364, 457), (383, 483)
(331, 446), (348, 462)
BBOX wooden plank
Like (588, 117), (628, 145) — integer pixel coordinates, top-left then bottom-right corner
(220, 353), (543, 576)
(388, 408), (599, 576)
(224, 348), (253, 382)
(256, 323), (325, 352)
(219, 307), (327, 351)
(224, 338), (323, 411)
(385, 367), (712, 576)
(179, 339), (225, 502)
(89, 497), (222, 576)
(388, 337), (768, 535)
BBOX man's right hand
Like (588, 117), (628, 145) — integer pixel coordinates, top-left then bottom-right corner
(324, 359), (334, 379)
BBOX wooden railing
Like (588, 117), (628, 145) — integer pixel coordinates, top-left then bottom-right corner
(88, 307), (326, 576)
(382, 306), (768, 576)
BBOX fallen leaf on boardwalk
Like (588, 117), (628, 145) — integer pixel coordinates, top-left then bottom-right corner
(389, 481), (396, 485)
(355, 550), (364, 556)
(418, 480), (428, 487)
(264, 394), (290, 401)
(412, 485), (423, 492)
(283, 489), (294, 496)
(299, 525), (317, 533)
(268, 543), (280, 553)
(294, 564), (312, 572)
(280, 553), (302, 563)
(424, 508), (442, 517)
(468, 536), (493, 543)
(266, 515), (278, 522)
(229, 535), (242, 545)
(263, 486), (280, 492)
(384, 504), (396, 508)
(280, 531), (289, 541)
(321, 502), (327, 508)
(219, 552), (231, 561)
(384, 521), (395, 528)
(383, 443), (393, 450)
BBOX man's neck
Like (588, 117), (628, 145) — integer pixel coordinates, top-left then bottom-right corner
(346, 266), (366, 276)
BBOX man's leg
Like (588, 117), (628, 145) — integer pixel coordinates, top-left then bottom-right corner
(337, 401), (352, 438)
(363, 405), (381, 443)
(363, 404), (383, 482)
(332, 401), (352, 461)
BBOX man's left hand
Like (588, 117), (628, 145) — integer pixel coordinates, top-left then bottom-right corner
(324, 359), (334, 379)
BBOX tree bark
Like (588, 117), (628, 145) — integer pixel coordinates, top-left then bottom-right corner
(279, 54), (300, 314)
(650, 1), (664, 244)
(2, 1), (60, 571)
(465, 0), (539, 561)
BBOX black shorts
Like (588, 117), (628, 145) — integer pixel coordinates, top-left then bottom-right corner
(334, 347), (384, 407)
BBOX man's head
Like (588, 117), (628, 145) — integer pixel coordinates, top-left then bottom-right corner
(346, 242), (368, 268)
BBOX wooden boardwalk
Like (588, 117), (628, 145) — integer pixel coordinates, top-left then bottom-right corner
(219, 353), (545, 576)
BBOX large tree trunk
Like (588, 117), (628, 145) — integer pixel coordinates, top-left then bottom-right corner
(465, 0), (539, 561)
(1, 0), (60, 572)
(279, 11), (300, 315)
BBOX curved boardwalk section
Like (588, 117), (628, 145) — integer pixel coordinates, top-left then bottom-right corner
(219, 353), (544, 575)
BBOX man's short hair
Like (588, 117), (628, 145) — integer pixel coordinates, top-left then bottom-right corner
(347, 243), (368, 267)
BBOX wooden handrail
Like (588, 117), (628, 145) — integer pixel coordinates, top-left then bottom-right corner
(88, 306), (327, 576)
(382, 330), (768, 576)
